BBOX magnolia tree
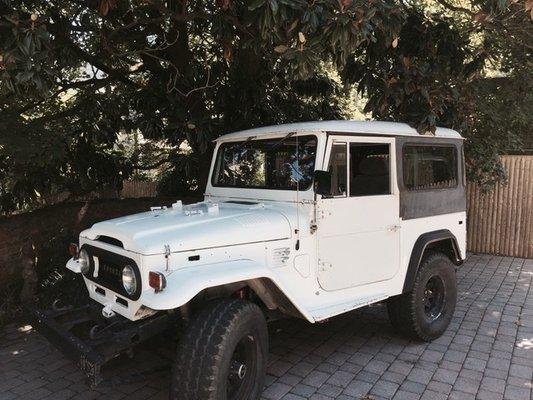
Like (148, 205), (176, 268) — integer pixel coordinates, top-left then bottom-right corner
(0, 0), (531, 213)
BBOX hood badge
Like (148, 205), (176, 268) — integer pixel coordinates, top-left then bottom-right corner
(164, 244), (171, 271)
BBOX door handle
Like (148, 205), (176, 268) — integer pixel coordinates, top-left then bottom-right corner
(388, 225), (401, 232)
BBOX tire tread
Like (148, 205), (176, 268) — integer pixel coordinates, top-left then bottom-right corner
(170, 299), (266, 400)
(387, 251), (454, 342)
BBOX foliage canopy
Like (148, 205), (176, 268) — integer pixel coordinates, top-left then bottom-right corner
(0, 0), (531, 213)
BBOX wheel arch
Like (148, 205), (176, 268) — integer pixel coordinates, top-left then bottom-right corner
(141, 259), (314, 322)
(402, 229), (462, 293)
(192, 278), (307, 321)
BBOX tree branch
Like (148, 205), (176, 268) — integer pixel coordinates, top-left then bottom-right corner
(433, 0), (475, 17)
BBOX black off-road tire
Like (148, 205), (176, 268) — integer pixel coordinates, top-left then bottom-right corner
(387, 251), (457, 342)
(170, 299), (268, 400)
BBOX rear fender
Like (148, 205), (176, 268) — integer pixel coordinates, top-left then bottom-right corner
(402, 229), (462, 293)
(141, 259), (314, 322)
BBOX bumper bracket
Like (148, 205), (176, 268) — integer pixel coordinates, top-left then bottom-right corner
(26, 303), (170, 388)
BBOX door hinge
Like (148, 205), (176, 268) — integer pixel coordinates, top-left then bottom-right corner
(310, 223), (317, 234)
(318, 260), (332, 272)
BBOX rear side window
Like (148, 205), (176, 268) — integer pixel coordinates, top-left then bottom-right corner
(403, 145), (457, 190)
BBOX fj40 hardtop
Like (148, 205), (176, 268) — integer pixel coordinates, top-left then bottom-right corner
(30, 120), (466, 400)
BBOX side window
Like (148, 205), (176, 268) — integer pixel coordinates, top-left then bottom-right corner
(327, 142), (347, 196)
(350, 143), (391, 196)
(403, 145), (457, 190)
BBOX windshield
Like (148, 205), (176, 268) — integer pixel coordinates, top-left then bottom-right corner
(212, 135), (317, 190)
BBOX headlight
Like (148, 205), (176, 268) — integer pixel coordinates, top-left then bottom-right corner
(78, 249), (90, 275)
(122, 265), (137, 295)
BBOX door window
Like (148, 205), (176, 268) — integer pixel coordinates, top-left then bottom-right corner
(350, 143), (391, 196)
(327, 142), (347, 196)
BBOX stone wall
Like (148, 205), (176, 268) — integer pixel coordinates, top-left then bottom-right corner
(0, 196), (201, 293)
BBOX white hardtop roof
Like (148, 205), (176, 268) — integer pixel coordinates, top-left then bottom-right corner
(216, 120), (463, 141)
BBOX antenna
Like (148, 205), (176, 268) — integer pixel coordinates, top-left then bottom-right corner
(295, 133), (300, 251)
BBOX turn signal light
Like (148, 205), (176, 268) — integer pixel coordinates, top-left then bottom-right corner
(69, 243), (79, 259)
(149, 271), (166, 292)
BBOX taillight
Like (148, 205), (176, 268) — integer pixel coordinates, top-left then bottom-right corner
(69, 243), (79, 259)
(149, 271), (166, 292)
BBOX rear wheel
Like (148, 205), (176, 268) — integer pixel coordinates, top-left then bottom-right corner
(170, 299), (268, 400)
(387, 252), (457, 341)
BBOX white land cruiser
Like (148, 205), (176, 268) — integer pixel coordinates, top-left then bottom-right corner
(31, 120), (466, 399)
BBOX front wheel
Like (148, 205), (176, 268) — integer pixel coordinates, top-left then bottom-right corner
(387, 252), (457, 341)
(170, 299), (268, 400)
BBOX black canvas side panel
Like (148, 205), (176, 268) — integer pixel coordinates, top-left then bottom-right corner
(396, 137), (466, 219)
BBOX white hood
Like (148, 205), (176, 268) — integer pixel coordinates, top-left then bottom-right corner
(81, 201), (293, 255)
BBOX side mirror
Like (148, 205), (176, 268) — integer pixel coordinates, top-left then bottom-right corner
(314, 170), (332, 197)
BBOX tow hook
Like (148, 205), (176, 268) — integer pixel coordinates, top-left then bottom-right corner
(102, 304), (115, 318)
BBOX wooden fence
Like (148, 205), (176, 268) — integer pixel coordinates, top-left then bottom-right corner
(466, 155), (533, 258)
(120, 180), (158, 198)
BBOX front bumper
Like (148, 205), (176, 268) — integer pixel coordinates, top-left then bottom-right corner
(26, 302), (170, 387)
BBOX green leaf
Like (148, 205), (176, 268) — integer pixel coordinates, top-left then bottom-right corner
(269, 0), (279, 14)
(248, 0), (266, 10)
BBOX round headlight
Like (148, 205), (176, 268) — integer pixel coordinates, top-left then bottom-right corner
(122, 265), (137, 295)
(78, 248), (91, 275)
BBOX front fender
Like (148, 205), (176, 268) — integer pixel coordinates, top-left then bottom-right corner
(141, 259), (314, 322)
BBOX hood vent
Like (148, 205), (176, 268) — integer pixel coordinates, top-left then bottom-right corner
(96, 236), (123, 248)
(225, 200), (258, 205)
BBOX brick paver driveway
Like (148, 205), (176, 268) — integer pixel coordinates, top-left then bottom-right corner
(1, 253), (532, 400)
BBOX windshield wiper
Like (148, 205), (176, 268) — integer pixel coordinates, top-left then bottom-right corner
(266, 131), (296, 152)
(230, 135), (257, 152)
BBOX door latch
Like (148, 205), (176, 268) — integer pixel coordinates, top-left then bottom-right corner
(388, 225), (401, 232)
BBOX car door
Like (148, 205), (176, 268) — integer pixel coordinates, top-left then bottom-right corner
(317, 135), (400, 291)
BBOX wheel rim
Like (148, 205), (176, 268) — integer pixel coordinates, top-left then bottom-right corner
(422, 275), (446, 321)
(226, 334), (257, 400)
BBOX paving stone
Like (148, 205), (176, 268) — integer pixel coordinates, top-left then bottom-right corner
(364, 359), (390, 375)
(325, 371), (354, 388)
(382, 371), (406, 384)
(407, 368), (433, 385)
(453, 377), (480, 395)
(392, 390), (421, 400)
(426, 381), (452, 395)
(302, 371), (330, 388)
(281, 394), (306, 400)
(289, 361), (315, 378)
(263, 382), (293, 400)
(317, 383), (343, 397)
(342, 380), (373, 397)
(432, 368), (458, 385)
(399, 380), (426, 395)
(480, 376), (506, 394)
(290, 383), (316, 397)
(370, 380), (400, 398)
(503, 385), (530, 400)
(508, 364), (533, 379)
(477, 389), (504, 400)
(1, 254), (532, 400)
(419, 389), (448, 400)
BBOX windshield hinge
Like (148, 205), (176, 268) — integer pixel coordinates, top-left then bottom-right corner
(164, 244), (171, 271)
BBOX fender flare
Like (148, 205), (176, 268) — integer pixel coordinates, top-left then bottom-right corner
(402, 229), (462, 293)
(140, 259), (314, 322)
